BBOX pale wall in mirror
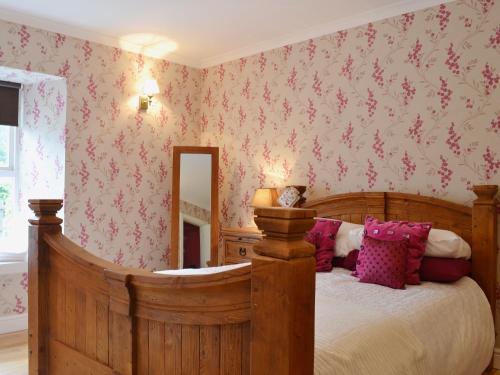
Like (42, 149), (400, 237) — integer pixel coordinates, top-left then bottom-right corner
(179, 153), (212, 267)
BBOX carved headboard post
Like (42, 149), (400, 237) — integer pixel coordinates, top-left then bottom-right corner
(28, 199), (64, 375)
(251, 207), (316, 375)
(472, 185), (499, 320)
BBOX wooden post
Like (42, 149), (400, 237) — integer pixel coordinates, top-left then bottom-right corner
(472, 185), (498, 320)
(251, 207), (316, 375)
(28, 199), (63, 375)
(104, 270), (135, 375)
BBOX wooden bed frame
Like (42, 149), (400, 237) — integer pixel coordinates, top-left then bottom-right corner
(28, 185), (498, 375)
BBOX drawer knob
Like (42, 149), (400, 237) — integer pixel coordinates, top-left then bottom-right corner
(239, 247), (247, 256)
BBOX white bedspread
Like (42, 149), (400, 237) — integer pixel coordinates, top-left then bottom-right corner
(315, 269), (494, 375)
(156, 265), (494, 374)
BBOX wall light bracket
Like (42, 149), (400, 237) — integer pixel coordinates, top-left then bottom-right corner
(139, 95), (153, 110)
(139, 79), (160, 111)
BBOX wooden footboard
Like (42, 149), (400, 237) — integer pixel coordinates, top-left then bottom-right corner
(28, 200), (316, 375)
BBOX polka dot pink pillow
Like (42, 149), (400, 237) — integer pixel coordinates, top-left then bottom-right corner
(356, 236), (408, 289)
(362, 216), (432, 285)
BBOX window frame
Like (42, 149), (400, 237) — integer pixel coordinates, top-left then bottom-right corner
(0, 118), (20, 217)
(0, 125), (18, 174)
(0, 87), (23, 263)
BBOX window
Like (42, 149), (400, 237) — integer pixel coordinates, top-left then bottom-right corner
(0, 80), (23, 262)
(0, 125), (17, 238)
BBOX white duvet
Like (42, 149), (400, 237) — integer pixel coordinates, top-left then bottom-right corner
(157, 265), (494, 374)
(315, 269), (494, 375)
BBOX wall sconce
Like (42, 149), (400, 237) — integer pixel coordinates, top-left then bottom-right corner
(139, 79), (160, 110)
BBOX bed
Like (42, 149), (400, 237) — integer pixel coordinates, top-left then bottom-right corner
(27, 185), (498, 375)
(157, 263), (494, 374)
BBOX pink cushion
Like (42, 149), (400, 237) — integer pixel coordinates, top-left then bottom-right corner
(356, 236), (408, 289)
(420, 257), (471, 283)
(305, 219), (342, 272)
(362, 216), (432, 284)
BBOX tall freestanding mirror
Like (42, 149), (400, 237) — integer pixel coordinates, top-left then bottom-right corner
(170, 146), (219, 269)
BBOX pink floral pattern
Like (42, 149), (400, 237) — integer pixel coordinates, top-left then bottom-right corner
(0, 0), (499, 339)
(198, 0), (500, 227)
(180, 200), (211, 223)
(196, 0), (500, 342)
(0, 18), (199, 317)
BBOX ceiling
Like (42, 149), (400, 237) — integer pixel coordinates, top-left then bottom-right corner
(0, 0), (450, 68)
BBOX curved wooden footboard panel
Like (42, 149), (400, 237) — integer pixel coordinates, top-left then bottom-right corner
(44, 233), (252, 375)
(28, 200), (317, 375)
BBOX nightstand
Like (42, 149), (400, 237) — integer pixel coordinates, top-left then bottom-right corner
(221, 227), (263, 264)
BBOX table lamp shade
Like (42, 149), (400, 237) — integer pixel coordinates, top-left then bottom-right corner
(252, 188), (278, 207)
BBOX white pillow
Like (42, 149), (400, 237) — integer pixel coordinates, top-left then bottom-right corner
(335, 221), (363, 257)
(347, 227), (471, 259)
(349, 227), (364, 251)
(425, 228), (471, 259)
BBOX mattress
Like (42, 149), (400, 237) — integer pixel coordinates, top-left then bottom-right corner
(315, 269), (495, 375)
(157, 265), (494, 374)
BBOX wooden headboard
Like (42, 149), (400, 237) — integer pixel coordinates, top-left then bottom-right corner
(302, 185), (498, 320)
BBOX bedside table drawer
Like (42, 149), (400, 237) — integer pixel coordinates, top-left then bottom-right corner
(224, 240), (255, 262)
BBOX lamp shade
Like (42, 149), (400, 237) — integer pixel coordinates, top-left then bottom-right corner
(143, 79), (160, 96)
(251, 188), (278, 207)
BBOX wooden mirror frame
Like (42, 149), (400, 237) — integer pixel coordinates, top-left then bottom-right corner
(170, 146), (219, 268)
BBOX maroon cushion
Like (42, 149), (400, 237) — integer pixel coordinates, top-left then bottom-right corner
(305, 219), (342, 272)
(356, 236), (409, 289)
(343, 249), (471, 283)
(333, 249), (359, 271)
(362, 216), (432, 285)
(420, 257), (471, 283)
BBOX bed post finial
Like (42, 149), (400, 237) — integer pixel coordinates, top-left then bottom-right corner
(471, 185), (498, 323)
(28, 199), (63, 225)
(251, 207), (316, 375)
(28, 199), (63, 375)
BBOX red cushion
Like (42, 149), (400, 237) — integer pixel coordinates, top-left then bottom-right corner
(420, 257), (471, 283)
(305, 219), (342, 272)
(356, 236), (408, 289)
(333, 249), (359, 271)
(362, 216), (432, 285)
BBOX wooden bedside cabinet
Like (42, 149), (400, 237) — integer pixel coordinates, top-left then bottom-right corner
(221, 227), (263, 264)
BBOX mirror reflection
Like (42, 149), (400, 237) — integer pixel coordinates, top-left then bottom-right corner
(179, 153), (212, 268)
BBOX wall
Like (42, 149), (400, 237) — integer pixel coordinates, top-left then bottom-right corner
(0, 19), (201, 269)
(199, 0), (500, 227)
(180, 200), (211, 223)
(1, 0), (500, 337)
(198, 0), (500, 345)
(0, 20), (200, 320)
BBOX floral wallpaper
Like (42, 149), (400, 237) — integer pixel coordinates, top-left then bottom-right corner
(0, 19), (201, 318)
(0, 272), (27, 316)
(0, 18), (201, 268)
(197, 0), (500, 343)
(0, 0), (500, 341)
(19, 78), (66, 212)
(199, 0), (500, 227)
(180, 200), (211, 223)
(0, 78), (68, 320)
